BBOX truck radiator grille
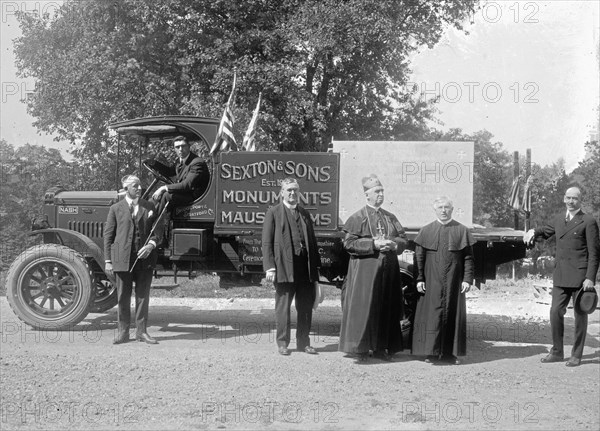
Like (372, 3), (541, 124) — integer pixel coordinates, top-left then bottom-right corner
(68, 221), (104, 238)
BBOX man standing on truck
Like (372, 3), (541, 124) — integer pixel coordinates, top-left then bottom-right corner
(151, 135), (210, 213)
(105, 175), (163, 345)
(524, 186), (599, 367)
(411, 196), (475, 365)
(262, 178), (321, 356)
(339, 174), (407, 362)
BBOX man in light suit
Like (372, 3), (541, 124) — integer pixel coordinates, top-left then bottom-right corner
(524, 186), (600, 366)
(105, 175), (163, 345)
(152, 135), (210, 213)
(262, 178), (321, 356)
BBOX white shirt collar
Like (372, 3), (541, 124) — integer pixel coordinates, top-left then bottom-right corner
(125, 196), (139, 206)
(283, 201), (297, 210)
(180, 153), (191, 164)
(437, 218), (453, 225)
(366, 204), (381, 212)
(566, 209), (581, 219)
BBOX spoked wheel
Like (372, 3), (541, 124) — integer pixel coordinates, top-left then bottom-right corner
(90, 274), (117, 313)
(6, 245), (95, 329)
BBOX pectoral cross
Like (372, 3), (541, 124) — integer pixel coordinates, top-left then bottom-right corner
(376, 217), (385, 239)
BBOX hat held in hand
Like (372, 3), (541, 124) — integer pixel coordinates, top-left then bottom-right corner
(574, 288), (598, 314)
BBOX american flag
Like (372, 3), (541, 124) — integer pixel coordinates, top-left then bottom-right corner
(508, 176), (522, 210)
(242, 92), (262, 151)
(210, 73), (237, 155)
(522, 175), (532, 213)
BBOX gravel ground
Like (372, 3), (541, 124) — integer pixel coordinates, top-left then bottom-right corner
(1, 284), (599, 430)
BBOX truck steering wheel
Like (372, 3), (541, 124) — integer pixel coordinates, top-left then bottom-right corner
(143, 159), (174, 185)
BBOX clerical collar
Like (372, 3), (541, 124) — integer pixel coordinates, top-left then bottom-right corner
(437, 218), (453, 225)
(283, 202), (297, 211)
(125, 196), (139, 206)
(566, 209), (581, 219)
(366, 204), (381, 212)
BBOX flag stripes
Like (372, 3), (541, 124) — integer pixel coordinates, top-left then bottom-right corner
(242, 92), (261, 151)
(210, 73), (237, 156)
(508, 176), (522, 210)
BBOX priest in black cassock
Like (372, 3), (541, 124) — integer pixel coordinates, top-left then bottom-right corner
(339, 174), (407, 362)
(411, 196), (475, 365)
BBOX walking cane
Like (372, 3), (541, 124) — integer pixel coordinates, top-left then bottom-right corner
(130, 202), (169, 272)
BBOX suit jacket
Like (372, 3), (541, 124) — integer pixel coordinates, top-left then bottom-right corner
(262, 203), (320, 283)
(104, 198), (161, 272)
(166, 152), (209, 200)
(535, 211), (600, 287)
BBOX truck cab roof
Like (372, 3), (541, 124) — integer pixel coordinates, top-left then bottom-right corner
(109, 116), (220, 150)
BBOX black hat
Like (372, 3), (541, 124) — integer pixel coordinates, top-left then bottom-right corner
(574, 288), (598, 315)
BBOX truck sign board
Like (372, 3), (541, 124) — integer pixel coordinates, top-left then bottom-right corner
(332, 141), (474, 230)
(216, 152), (340, 231)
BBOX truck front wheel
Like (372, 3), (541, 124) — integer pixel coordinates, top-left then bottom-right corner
(6, 245), (95, 329)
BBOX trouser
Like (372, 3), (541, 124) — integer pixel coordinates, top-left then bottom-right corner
(274, 251), (315, 349)
(550, 286), (588, 359)
(155, 191), (195, 215)
(115, 269), (153, 335)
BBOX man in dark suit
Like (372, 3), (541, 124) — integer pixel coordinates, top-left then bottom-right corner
(105, 175), (163, 345)
(524, 186), (600, 366)
(152, 135), (210, 213)
(262, 178), (321, 356)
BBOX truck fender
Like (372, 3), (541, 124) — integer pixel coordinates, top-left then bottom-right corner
(28, 228), (115, 284)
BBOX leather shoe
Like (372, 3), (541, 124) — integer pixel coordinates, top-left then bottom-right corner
(300, 346), (318, 354)
(373, 350), (393, 362)
(355, 352), (369, 362)
(136, 333), (158, 344)
(424, 355), (437, 364)
(278, 346), (291, 356)
(565, 357), (581, 367)
(441, 355), (461, 365)
(540, 353), (564, 363)
(113, 331), (129, 345)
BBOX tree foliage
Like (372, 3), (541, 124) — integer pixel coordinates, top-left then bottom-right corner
(571, 141), (600, 220)
(0, 140), (69, 268)
(15, 0), (478, 160)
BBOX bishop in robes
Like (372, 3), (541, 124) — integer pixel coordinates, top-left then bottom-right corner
(411, 196), (475, 365)
(339, 174), (407, 362)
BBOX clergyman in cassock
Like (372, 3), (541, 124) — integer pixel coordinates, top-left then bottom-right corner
(339, 174), (407, 362)
(411, 196), (475, 365)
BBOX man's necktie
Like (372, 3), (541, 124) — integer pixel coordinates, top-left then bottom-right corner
(129, 202), (135, 219)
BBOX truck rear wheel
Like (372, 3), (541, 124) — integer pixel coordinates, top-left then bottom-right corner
(6, 245), (95, 329)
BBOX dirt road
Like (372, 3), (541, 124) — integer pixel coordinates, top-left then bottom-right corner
(1, 288), (599, 430)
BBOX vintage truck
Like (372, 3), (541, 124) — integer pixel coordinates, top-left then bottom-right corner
(5, 116), (526, 329)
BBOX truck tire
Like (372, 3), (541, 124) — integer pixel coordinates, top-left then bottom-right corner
(90, 275), (117, 313)
(6, 245), (95, 330)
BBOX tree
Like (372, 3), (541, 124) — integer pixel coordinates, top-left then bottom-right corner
(571, 141), (600, 220)
(15, 0), (478, 160)
(0, 140), (73, 269)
